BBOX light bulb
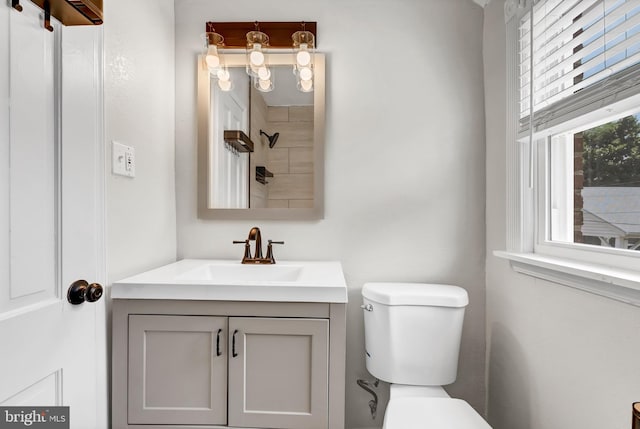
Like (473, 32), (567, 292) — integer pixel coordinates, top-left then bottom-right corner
(299, 67), (313, 81)
(249, 45), (265, 66)
(300, 79), (313, 92)
(205, 46), (220, 69)
(218, 79), (232, 91)
(206, 54), (220, 69)
(258, 79), (272, 91)
(296, 50), (311, 67)
(257, 66), (271, 80)
(217, 68), (230, 81)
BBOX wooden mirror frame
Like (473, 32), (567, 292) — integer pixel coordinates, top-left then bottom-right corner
(197, 53), (325, 220)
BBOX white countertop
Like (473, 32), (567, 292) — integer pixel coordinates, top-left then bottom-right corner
(111, 259), (348, 303)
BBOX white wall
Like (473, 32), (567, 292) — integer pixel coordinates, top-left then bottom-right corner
(484, 2), (640, 429)
(175, 0), (486, 427)
(104, 0), (177, 283)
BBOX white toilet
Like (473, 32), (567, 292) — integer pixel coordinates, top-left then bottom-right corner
(361, 282), (492, 428)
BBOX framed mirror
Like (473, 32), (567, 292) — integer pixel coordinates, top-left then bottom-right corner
(197, 53), (325, 220)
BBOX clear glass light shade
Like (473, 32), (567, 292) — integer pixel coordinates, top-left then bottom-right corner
(298, 78), (313, 92)
(205, 45), (220, 69)
(292, 31), (315, 93)
(216, 68), (230, 82)
(292, 30), (315, 51)
(259, 79), (271, 90)
(298, 66), (313, 81)
(257, 66), (271, 80)
(215, 66), (233, 91)
(249, 47), (265, 66)
(292, 32), (314, 69)
(246, 44), (267, 76)
(296, 48), (311, 67)
(204, 31), (225, 72)
(218, 79), (233, 91)
(246, 31), (270, 77)
(255, 76), (274, 92)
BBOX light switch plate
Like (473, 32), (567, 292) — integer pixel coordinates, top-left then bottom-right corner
(112, 141), (135, 178)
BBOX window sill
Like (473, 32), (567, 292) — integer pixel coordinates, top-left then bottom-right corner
(494, 251), (640, 307)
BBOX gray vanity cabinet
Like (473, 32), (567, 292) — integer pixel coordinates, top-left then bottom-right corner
(228, 317), (329, 429)
(112, 300), (345, 429)
(127, 315), (228, 425)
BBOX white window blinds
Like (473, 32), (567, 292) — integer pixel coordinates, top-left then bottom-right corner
(519, 0), (640, 124)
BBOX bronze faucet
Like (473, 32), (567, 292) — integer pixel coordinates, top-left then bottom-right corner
(248, 227), (263, 259)
(233, 227), (284, 264)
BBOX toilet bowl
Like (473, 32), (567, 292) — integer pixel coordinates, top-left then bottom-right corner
(383, 397), (491, 428)
(361, 282), (491, 429)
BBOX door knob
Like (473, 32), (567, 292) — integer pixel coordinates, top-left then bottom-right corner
(67, 280), (103, 305)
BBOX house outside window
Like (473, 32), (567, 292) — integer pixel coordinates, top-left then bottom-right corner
(550, 113), (640, 251)
(573, 117), (640, 251)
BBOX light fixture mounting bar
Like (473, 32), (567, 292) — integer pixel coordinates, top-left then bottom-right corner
(205, 21), (317, 48)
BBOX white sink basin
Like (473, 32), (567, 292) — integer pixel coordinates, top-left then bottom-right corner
(111, 259), (348, 303)
(177, 263), (304, 283)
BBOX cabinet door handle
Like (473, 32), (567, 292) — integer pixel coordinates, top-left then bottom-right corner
(232, 329), (239, 357)
(216, 329), (222, 357)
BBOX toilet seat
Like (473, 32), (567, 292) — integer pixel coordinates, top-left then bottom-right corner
(383, 397), (492, 429)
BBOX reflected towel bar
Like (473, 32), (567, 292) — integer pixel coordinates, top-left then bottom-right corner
(256, 166), (273, 185)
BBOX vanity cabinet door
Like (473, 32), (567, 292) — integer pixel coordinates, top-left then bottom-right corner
(127, 315), (228, 425)
(228, 317), (329, 429)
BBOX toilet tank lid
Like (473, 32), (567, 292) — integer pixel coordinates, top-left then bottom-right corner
(362, 283), (468, 307)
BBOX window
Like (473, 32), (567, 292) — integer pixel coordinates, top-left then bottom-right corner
(521, 0), (640, 255)
(500, 0), (640, 302)
(549, 114), (640, 251)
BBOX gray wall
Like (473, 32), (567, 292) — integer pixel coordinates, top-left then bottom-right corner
(484, 2), (640, 429)
(175, 0), (486, 427)
(104, 0), (177, 283)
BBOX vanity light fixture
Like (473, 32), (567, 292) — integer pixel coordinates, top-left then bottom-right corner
(292, 24), (315, 93)
(204, 27), (233, 92)
(203, 21), (318, 93)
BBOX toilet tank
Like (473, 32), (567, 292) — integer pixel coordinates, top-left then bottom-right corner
(362, 283), (468, 386)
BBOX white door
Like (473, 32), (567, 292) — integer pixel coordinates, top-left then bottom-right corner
(210, 78), (249, 208)
(0, 2), (106, 428)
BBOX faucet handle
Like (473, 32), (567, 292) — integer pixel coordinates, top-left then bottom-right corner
(266, 240), (284, 264)
(233, 240), (251, 262)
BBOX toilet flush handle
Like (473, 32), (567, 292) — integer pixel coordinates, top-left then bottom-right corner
(360, 304), (373, 312)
